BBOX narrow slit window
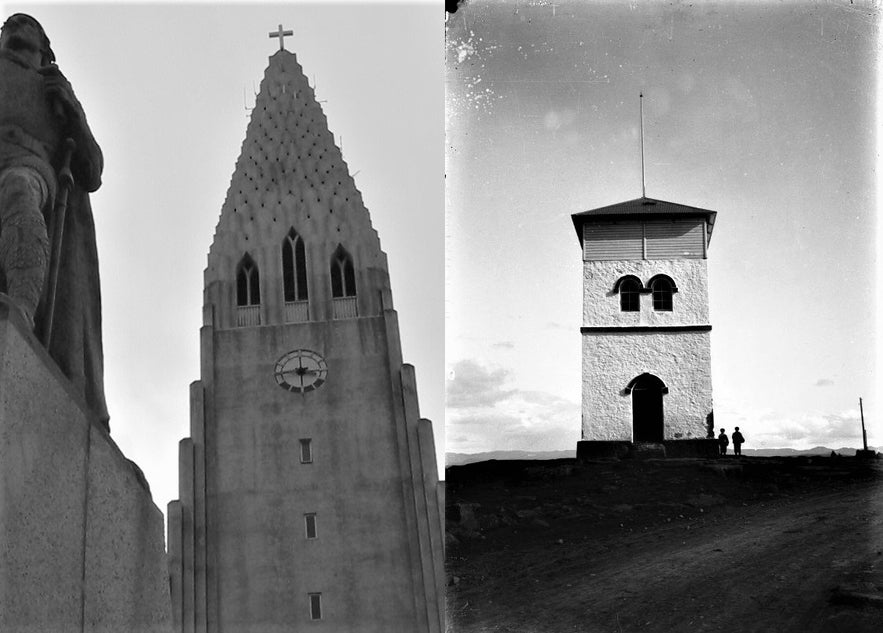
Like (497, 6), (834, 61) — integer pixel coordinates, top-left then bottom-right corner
(300, 438), (313, 464)
(309, 593), (322, 620)
(304, 513), (317, 539)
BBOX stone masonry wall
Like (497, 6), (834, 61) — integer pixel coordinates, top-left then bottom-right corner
(0, 299), (171, 632)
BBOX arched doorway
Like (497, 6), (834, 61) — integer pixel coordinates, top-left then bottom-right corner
(625, 373), (668, 442)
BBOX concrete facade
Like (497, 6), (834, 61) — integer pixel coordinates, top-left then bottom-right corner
(0, 298), (171, 633)
(168, 49), (443, 633)
(573, 199), (716, 446)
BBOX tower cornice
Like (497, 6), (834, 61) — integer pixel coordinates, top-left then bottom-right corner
(571, 196), (718, 246)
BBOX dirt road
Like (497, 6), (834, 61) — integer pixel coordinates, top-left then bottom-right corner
(447, 459), (883, 632)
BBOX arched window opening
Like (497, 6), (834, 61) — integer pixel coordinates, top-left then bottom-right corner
(236, 254), (260, 306)
(330, 245), (357, 319)
(235, 254), (261, 327)
(649, 275), (677, 311)
(282, 229), (309, 302)
(617, 276), (642, 312)
(330, 245), (356, 298)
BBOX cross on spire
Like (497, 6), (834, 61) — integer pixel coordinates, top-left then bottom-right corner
(269, 24), (293, 51)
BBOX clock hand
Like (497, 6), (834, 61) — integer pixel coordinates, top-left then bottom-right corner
(279, 367), (320, 377)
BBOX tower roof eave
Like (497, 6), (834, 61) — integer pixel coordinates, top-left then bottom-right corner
(571, 196), (718, 247)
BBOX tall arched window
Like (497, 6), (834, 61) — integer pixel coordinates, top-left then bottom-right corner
(649, 274), (677, 311)
(282, 229), (308, 301)
(615, 275), (642, 312)
(330, 245), (356, 298)
(236, 254), (260, 306)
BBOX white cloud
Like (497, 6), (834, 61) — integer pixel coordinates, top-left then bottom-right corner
(729, 409), (866, 450)
(446, 359), (514, 408)
(446, 358), (579, 452)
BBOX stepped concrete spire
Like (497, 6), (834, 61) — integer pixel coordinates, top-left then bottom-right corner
(168, 40), (444, 633)
(205, 49), (389, 328)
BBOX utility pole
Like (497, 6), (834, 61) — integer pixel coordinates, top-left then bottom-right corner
(856, 397), (876, 459)
(860, 397), (868, 451)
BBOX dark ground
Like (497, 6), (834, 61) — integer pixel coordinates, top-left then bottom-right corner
(446, 455), (883, 632)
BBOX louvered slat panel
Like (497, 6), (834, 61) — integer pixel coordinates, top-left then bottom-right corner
(583, 222), (643, 260)
(645, 219), (704, 259)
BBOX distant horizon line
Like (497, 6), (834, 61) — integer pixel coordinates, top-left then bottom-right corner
(447, 445), (879, 455)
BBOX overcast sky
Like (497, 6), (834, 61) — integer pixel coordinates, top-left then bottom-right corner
(447, 1), (879, 456)
(5, 0), (442, 519)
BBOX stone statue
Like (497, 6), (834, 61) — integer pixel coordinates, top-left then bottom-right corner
(0, 13), (109, 429)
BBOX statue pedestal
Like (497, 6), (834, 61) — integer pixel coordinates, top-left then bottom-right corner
(0, 297), (171, 631)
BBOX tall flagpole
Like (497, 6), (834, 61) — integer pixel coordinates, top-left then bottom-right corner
(640, 92), (646, 198)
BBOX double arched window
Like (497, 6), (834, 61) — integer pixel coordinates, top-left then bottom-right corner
(235, 254), (262, 327)
(330, 245), (356, 298)
(236, 254), (260, 306)
(282, 229), (309, 302)
(614, 274), (678, 312)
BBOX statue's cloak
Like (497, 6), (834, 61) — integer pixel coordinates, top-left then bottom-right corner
(36, 176), (109, 428)
(0, 53), (109, 428)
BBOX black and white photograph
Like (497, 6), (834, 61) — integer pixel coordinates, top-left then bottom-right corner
(446, 1), (881, 631)
(0, 0), (881, 631)
(0, 1), (443, 630)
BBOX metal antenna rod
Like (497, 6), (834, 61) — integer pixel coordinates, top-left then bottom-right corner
(640, 92), (646, 198)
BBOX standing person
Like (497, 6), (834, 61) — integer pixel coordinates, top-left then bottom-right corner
(732, 427), (745, 456)
(718, 428), (729, 456)
(0, 13), (109, 430)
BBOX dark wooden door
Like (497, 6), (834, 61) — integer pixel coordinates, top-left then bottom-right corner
(632, 376), (664, 442)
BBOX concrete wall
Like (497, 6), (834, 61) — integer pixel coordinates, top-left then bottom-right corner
(168, 308), (444, 633)
(0, 299), (171, 633)
(168, 49), (443, 633)
(581, 330), (713, 441)
(582, 259), (709, 326)
(207, 313), (439, 632)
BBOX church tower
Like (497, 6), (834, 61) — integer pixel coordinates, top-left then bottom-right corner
(573, 197), (718, 458)
(167, 33), (444, 633)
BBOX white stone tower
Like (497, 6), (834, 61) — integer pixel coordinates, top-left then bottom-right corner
(167, 40), (444, 632)
(573, 197), (718, 458)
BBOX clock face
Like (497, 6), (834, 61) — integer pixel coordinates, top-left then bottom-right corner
(274, 349), (328, 393)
